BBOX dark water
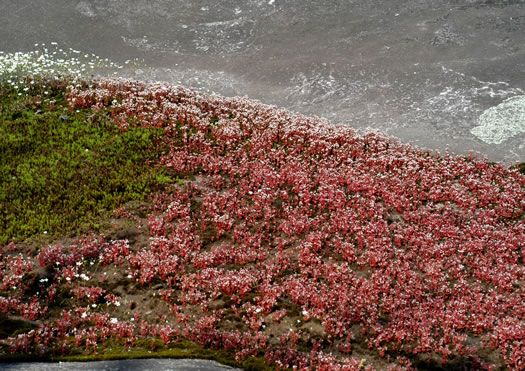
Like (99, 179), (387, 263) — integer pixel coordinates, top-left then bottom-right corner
(0, 358), (239, 371)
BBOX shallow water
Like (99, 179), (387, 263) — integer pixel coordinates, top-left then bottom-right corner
(2, 0), (525, 164)
(0, 359), (239, 371)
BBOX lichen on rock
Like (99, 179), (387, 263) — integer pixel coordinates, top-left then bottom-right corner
(471, 95), (525, 144)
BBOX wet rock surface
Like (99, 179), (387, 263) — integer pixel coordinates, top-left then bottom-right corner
(1, 0), (524, 164)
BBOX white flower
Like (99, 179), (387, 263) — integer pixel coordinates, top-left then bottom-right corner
(81, 312), (87, 319)
(110, 317), (118, 324)
(114, 301), (121, 307)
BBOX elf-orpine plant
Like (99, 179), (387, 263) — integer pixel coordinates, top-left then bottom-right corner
(1, 50), (524, 370)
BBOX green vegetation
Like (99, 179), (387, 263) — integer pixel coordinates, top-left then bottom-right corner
(0, 86), (171, 244)
(0, 337), (272, 370)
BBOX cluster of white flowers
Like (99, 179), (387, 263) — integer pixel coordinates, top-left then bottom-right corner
(0, 42), (125, 95)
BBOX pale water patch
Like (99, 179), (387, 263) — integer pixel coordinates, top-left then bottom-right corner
(471, 95), (525, 144)
(75, 1), (96, 18)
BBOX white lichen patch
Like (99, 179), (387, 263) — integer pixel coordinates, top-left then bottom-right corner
(471, 95), (525, 144)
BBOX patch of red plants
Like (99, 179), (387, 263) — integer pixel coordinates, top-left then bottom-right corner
(0, 78), (523, 370)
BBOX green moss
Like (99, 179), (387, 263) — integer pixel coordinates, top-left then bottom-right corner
(0, 337), (274, 370)
(0, 88), (172, 244)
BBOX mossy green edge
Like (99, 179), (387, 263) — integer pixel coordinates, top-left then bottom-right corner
(0, 338), (274, 370)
